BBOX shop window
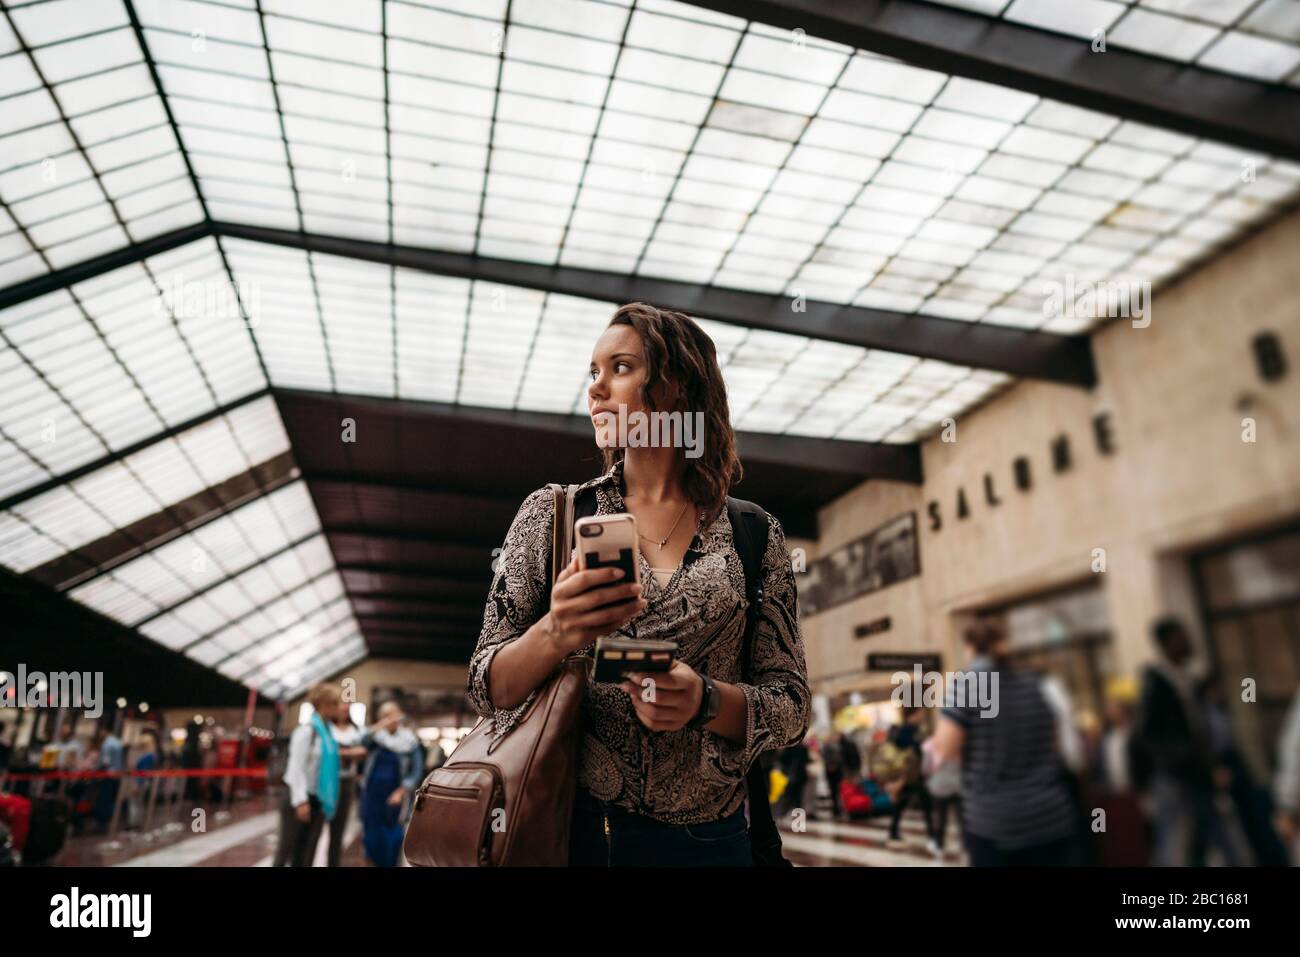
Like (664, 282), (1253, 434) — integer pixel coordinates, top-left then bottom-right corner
(1194, 526), (1300, 781)
(981, 581), (1113, 725)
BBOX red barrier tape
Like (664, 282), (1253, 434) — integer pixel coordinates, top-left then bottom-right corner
(1, 768), (269, 781)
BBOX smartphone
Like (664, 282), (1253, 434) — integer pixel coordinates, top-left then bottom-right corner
(574, 513), (641, 612)
(593, 636), (678, 683)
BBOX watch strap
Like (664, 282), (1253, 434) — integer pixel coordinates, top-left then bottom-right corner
(689, 671), (719, 729)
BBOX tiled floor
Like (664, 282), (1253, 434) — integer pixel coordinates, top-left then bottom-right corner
(780, 814), (968, 867)
(46, 792), (955, 867)
(51, 791), (369, 868)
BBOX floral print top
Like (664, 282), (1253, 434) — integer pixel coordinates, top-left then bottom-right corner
(466, 458), (810, 825)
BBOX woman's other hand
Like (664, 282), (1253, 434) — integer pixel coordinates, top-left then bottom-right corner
(621, 660), (704, 732)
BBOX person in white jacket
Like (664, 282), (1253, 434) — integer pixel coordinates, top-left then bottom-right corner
(273, 684), (345, 867)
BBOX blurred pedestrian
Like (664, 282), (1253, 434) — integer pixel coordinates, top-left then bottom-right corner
(1091, 679), (1149, 865)
(885, 707), (932, 848)
(1273, 687), (1300, 865)
(821, 733), (844, 820)
(327, 709), (366, 867)
(933, 621), (1076, 866)
(274, 684), (343, 867)
(1130, 617), (1213, 866)
(0, 719), (15, 772)
(91, 726), (124, 832)
(776, 739), (809, 819)
(359, 702), (423, 867)
(125, 729), (160, 832)
(1199, 671), (1286, 865)
(840, 731), (862, 780)
(181, 723), (202, 802)
(922, 735), (960, 858)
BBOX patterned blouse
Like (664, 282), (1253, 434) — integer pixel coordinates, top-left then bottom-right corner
(466, 458), (811, 826)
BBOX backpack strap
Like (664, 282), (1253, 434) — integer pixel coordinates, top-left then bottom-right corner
(573, 486), (600, 522)
(725, 497), (791, 867)
(726, 498), (770, 661)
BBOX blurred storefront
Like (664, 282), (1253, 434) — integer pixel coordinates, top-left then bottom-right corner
(979, 581), (1114, 725)
(1193, 525), (1300, 782)
(801, 208), (1300, 732)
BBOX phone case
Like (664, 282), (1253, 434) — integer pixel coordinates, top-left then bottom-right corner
(592, 636), (678, 683)
(575, 513), (640, 610)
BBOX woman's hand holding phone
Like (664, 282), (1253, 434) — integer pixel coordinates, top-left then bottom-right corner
(541, 556), (646, 655)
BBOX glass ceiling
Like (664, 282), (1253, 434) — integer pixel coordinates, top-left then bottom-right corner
(2, 0), (1299, 699)
(1, 237), (265, 499)
(925, 0), (1300, 85)
(0, 390), (366, 700)
(2, 0), (1298, 330)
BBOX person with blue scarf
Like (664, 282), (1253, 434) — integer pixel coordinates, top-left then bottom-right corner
(359, 701), (425, 867)
(274, 683), (344, 867)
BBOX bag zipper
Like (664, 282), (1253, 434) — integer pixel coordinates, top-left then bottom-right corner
(415, 782), (480, 811)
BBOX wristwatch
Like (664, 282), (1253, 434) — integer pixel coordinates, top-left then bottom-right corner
(688, 670), (721, 729)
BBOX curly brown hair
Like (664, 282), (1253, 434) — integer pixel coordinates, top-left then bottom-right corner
(599, 302), (742, 525)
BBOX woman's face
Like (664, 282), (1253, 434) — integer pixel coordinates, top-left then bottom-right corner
(588, 324), (651, 447)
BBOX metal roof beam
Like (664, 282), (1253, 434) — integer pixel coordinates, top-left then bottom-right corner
(682, 0), (1300, 163)
(218, 222), (1095, 386)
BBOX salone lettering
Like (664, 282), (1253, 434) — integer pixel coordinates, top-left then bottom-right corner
(928, 412), (1115, 532)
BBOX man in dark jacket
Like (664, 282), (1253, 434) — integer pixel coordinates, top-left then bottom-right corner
(1131, 618), (1212, 866)
(841, 733), (862, 778)
(777, 741), (810, 819)
(821, 734), (844, 820)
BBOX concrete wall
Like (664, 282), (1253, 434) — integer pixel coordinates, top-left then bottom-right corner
(802, 206), (1300, 699)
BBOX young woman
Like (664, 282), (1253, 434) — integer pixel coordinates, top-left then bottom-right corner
(467, 302), (811, 867)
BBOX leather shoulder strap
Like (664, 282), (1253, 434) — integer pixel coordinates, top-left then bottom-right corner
(546, 483), (602, 583)
(545, 484), (579, 589)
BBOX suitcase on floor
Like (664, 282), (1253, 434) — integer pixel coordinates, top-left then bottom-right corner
(840, 780), (874, 818)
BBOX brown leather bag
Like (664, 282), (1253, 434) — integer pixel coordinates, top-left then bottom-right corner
(403, 484), (587, 866)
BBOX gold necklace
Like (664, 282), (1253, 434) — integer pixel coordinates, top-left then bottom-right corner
(637, 502), (691, 552)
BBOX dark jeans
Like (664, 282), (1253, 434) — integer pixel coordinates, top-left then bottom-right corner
(275, 793), (325, 867)
(568, 788), (752, 867)
(327, 777), (355, 868)
(825, 770), (843, 817)
(931, 795), (960, 850)
(889, 783), (933, 841)
(965, 831), (1072, 867)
